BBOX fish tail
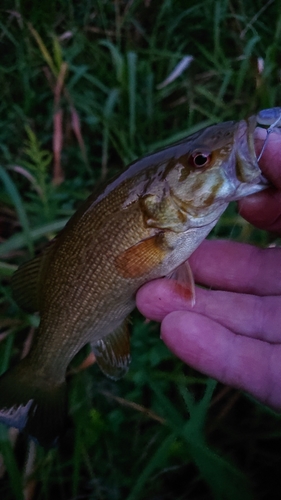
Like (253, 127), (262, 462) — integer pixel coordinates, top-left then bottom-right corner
(0, 358), (68, 448)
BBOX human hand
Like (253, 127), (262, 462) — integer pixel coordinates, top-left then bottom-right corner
(136, 127), (281, 410)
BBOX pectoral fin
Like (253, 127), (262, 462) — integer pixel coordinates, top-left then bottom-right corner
(166, 260), (195, 305)
(92, 320), (131, 380)
(11, 242), (55, 312)
(115, 233), (168, 279)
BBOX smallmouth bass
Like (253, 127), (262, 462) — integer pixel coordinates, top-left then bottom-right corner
(0, 108), (278, 447)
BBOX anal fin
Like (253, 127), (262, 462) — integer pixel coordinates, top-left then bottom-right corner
(92, 320), (131, 380)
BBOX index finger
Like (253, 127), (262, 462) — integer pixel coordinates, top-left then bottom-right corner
(188, 240), (281, 295)
(161, 310), (281, 411)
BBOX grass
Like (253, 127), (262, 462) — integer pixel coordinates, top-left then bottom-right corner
(0, 0), (281, 498)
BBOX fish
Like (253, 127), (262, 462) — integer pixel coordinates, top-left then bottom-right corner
(0, 107), (278, 448)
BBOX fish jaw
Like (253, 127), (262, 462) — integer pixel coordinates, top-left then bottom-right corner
(222, 115), (269, 202)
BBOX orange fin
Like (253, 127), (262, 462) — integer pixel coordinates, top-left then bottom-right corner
(166, 260), (195, 305)
(92, 320), (131, 380)
(11, 241), (55, 313)
(115, 233), (167, 279)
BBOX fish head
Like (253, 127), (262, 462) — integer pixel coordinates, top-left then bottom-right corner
(159, 115), (269, 230)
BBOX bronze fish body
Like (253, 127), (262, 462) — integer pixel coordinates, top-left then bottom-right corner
(0, 108), (278, 447)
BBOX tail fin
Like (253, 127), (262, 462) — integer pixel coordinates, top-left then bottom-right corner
(0, 359), (68, 448)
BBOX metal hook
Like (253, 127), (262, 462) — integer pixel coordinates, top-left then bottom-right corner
(257, 110), (281, 162)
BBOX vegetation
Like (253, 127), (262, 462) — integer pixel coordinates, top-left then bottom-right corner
(0, 0), (281, 498)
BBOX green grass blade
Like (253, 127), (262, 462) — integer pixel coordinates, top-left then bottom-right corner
(148, 120), (214, 151)
(151, 381), (252, 499)
(187, 439), (254, 500)
(100, 40), (124, 83)
(0, 166), (34, 257)
(125, 433), (175, 500)
(127, 51), (137, 148)
(0, 332), (14, 375)
(234, 35), (260, 98)
(0, 425), (23, 500)
(0, 218), (69, 256)
(0, 262), (17, 276)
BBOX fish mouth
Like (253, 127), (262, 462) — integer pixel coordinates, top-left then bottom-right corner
(236, 107), (281, 190)
(227, 115), (270, 201)
(245, 114), (271, 187)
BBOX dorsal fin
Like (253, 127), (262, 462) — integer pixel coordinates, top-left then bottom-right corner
(92, 320), (131, 380)
(11, 241), (55, 313)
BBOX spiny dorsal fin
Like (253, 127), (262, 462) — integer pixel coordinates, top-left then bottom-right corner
(11, 241), (55, 313)
(92, 321), (131, 380)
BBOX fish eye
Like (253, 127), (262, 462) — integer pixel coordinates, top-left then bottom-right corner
(190, 152), (211, 168)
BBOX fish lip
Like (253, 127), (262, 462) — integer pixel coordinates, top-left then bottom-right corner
(247, 115), (270, 188)
(225, 115), (269, 202)
(245, 114), (270, 187)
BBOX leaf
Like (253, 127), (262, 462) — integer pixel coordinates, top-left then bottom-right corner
(28, 23), (58, 77)
(0, 166), (34, 257)
(0, 219), (69, 256)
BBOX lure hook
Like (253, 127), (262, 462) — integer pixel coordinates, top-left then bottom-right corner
(257, 109), (281, 162)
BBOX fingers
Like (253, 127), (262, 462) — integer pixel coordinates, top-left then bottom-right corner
(238, 190), (281, 233)
(136, 280), (281, 343)
(189, 240), (281, 296)
(161, 310), (281, 411)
